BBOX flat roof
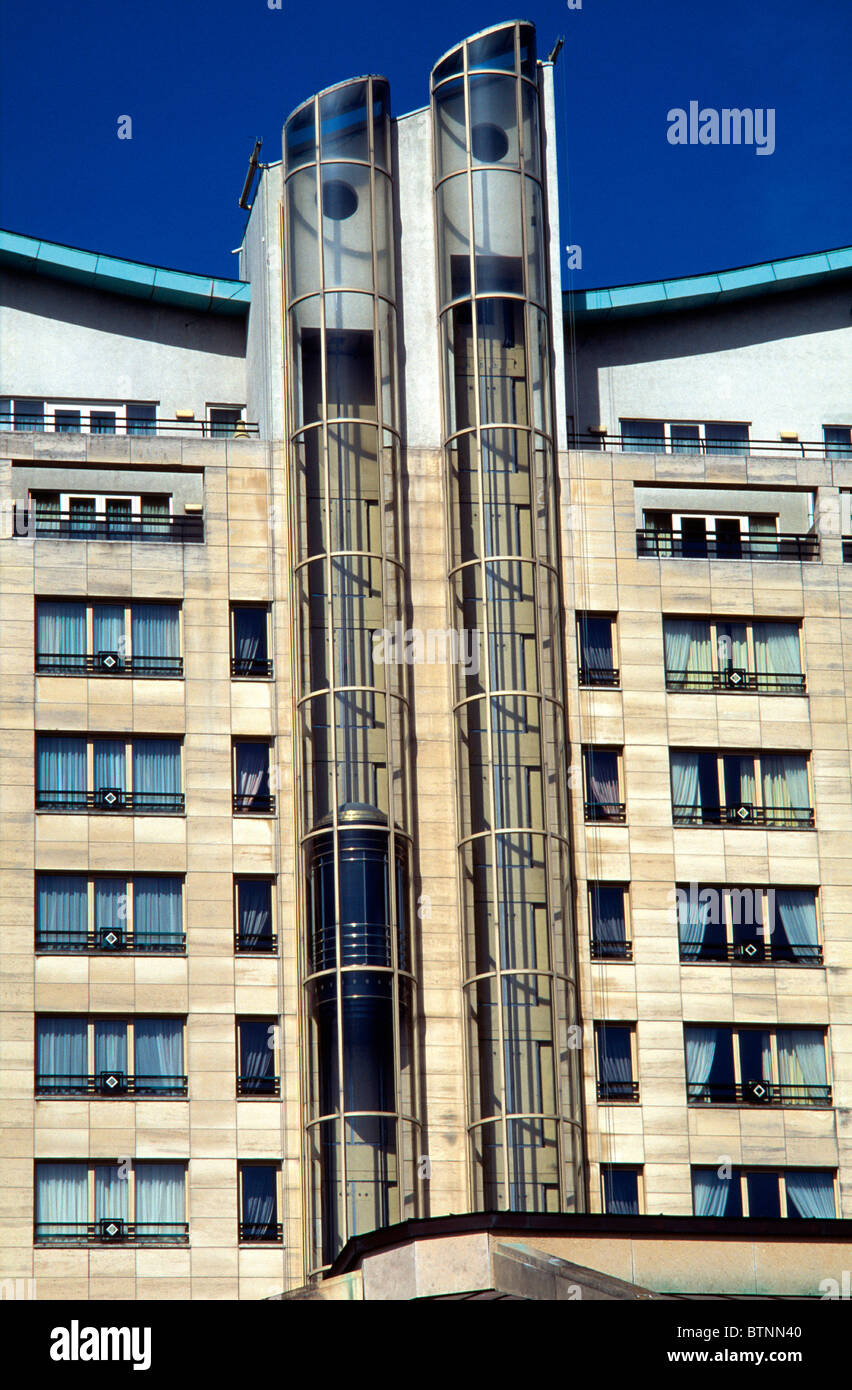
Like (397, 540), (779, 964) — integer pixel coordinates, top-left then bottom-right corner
(0, 229), (250, 315)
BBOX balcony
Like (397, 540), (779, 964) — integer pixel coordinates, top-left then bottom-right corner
(12, 507), (203, 543)
(596, 1080), (639, 1102)
(591, 939), (633, 961)
(3, 409), (257, 438)
(579, 666), (620, 688)
(673, 804), (814, 828)
(687, 1081), (832, 1107)
(637, 529), (819, 561)
(233, 793), (276, 815)
(680, 942), (823, 965)
(237, 1075), (280, 1097)
(231, 657), (273, 679)
(666, 669), (806, 694)
(36, 790), (185, 814)
(35, 1073), (188, 1097)
(36, 929), (185, 954)
(570, 431), (841, 460)
(584, 801), (627, 823)
(238, 1222), (283, 1244)
(36, 653), (183, 677)
(35, 1221), (189, 1245)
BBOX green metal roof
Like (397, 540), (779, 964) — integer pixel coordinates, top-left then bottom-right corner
(0, 229), (250, 315)
(566, 245), (852, 320)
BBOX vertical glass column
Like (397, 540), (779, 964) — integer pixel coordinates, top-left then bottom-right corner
(431, 22), (583, 1212)
(284, 77), (418, 1273)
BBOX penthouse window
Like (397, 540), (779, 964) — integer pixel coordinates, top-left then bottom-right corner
(595, 1024), (638, 1102)
(601, 1166), (642, 1215)
(35, 1162), (187, 1245)
(638, 510), (818, 561)
(238, 1165), (282, 1243)
(36, 600), (182, 676)
(36, 874), (184, 953)
(621, 420), (749, 455)
(677, 885), (821, 964)
(663, 618), (804, 694)
(589, 883), (631, 960)
(692, 1168), (836, 1219)
(232, 741), (275, 814)
(684, 1025), (830, 1107)
(20, 490), (202, 542)
(670, 750), (813, 828)
(36, 736), (183, 813)
(582, 747), (625, 822)
(231, 605), (272, 678)
(577, 614), (618, 687)
(824, 426), (851, 459)
(35, 1017), (186, 1096)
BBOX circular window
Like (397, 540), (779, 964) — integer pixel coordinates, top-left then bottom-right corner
(471, 123), (509, 162)
(322, 180), (358, 220)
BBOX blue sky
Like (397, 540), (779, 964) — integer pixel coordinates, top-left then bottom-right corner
(1, 0), (849, 289)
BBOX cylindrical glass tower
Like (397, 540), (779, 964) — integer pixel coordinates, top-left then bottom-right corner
(283, 76), (418, 1273)
(431, 22), (583, 1212)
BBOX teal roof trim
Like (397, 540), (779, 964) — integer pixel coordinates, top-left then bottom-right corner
(566, 245), (852, 321)
(0, 229), (251, 314)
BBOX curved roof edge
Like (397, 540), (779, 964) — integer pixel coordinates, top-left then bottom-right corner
(565, 244), (852, 321)
(0, 229), (251, 315)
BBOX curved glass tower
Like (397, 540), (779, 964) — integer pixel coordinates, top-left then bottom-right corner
(431, 22), (583, 1212)
(283, 77), (418, 1273)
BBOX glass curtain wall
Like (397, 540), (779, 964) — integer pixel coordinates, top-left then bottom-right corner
(431, 22), (583, 1214)
(284, 75), (418, 1274)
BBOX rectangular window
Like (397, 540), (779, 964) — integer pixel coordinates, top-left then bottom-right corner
(36, 736), (183, 813)
(677, 884), (820, 964)
(90, 411), (116, 435)
(601, 1166), (641, 1215)
(238, 1165), (282, 1242)
(233, 741), (274, 814)
(14, 399), (44, 431)
(684, 1025), (830, 1106)
(582, 747), (625, 822)
(577, 614), (617, 686)
(663, 617), (804, 693)
(235, 879), (275, 953)
(126, 403), (156, 436)
(35, 874), (184, 952)
(824, 426), (851, 459)
(35, 1017), (185, 1096)
(692, 1167), (836, 1219)
(670, 750), (813, 828)
(209, 407), (243, 438)
(237, 1020), (280, 1096)
(704, 422), (749, 455)
(231, 606), (272, 677)
(589, 883), (630, 960)
(55, 410), (81, 434)
(621, 419), (665, 453)
(35, 1161), (187, 1243)
(595, 1024), (637, 1102)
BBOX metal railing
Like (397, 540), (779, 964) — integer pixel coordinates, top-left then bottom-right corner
(672, 804), (814, 828)
(679, 941), (823, 965)
(35, 1222), (189, 1245)
(666, 669), (806, 694)
(687, 1081), (831, 1107)
(37, 790), (185, 814)
(237, 1075), (280, 1097)
(591, 939), (633, 961)
(2, 411), (257, 438)
(637, 530), (820, 561)
(231, 657), (273, 678)
(596, 1080), (639, 1102)
(569, 431), (850, 460)
(235, 933), (278, 954)
(311, 922), (394, 972)
(579, 666), (620, 687)
(13, 507), (204, 542)
(233, 793), (276, 815)
(584, 801), (627, 823)
(36, 1073), (188, 1096)
(36, 930), (186, 954)
(238, 1222), (283, 1243)
(36, 653), (183, 677)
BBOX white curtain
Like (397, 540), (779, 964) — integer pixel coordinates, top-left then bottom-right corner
(785, 1171), (835, 1219)
(37, 601), (86, 668)
(94, 1020), (127, 1074)
(134, 1164), (185, 1232)
(36, 1018), (87, 1087)
(37, 875), (88, 949)
(753, 623), (801, 679)
(133, 740), (181, 797)
(678, 888), (713, 958)
(693, 1168), (732, 1217)
(236, 743), (270, 799)
(664, 620), (711, 685)
(134, 878), (183, 947)
(685, 1026), (718, 1098)
(134, 1020), (183, 1088)
(670, 751), (699, 818)
(776, 1029), (827, 1103)
(761, 755), (809, 815)
(94, 1165), (129, 1222)
(776, 889), (819, 959)
(36, 1163), (88, 1236)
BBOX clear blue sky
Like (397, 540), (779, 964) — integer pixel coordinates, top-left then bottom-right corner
(1, 0), (849, 289)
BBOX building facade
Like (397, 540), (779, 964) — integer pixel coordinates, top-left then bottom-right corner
(0, 20), (851, 1299)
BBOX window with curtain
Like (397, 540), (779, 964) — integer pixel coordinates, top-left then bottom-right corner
(785, 1170), (836, 1218)
(131, 605), (181, 674)
(133, 878), (183, 950)
(132, 740), (182, 810)
(752, 623), (802, 690)
(232, 608), (271, 676)
(677, 885), (724, 959)
(238, 1020), (278, 1095)
(684, 1026), (735, 1101)
(236, 880), (274, 952)
(94, 1019), (128, 1077)
(760, 754), (811, 825)
(93, 738), (127, 802)
(36, 1018), (88, 1093)
(595, 1025), (635, 1100)
(36, 736), (86, 809)
(776, 1029), (829, 1105)
(36, 601), (86, 672)
(692, 1167), (742, 1217)
(134, 1164), (186, 1238)
(134, 1020), (184, 1094)
(35, 1162), (188, 1243)
(239, 1166), (280, 1240)
(234, 742), (272, 812)
(577, 615), (616, 685)
(774, 889), (820, 962)
(35, 1162), (88, 1240)
(583, 748), (622, 820)
(589, 883), (628, 958)
(36, 875), (88, 950)
(824, 426), (851, 460)
(92, 605), (125, 663)
(622, 419), (665, 452)
(705, 422), (748, 455)
(94, 1165), (129, 1227)
(663, 619), (712, 689)
(601, 1166), (640, 1215)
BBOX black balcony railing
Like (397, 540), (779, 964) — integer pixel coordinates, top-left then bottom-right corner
(35, 1073), (188, 1097)
(666, 669), (806, 695)
(584, 801), (627, 823)
(569, 431), (843, 460)
(596, 1080), (640, 1102)
(35, 1222), (189, 1245)
(13, 507), (204, 543)
(591, 939), (633, 961)
(680, 941), (823, 965)
(36, 930), (185, 954)
(231, 657), (273, 678)
(637, 530), (820, 561)
(579, 666), (620, 687)
(238, 1222), (283, 1244)
(237, 1075), (280, 1097)
(36, 653), (183, 677)
(233, 793), (276, 815)
(36, 790), (185, 814)
(687, 1081), (831, 1107)
(3, 411), (257, 438)
(235, 933), (278, 954)
(672, 804), (814, 828)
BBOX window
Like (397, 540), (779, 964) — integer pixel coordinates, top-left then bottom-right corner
(621, 419), (750, 455)
(595, 1023), (637, 1101)
(231, 606), (272, 677)
(24, 490), (200, 543)
(638, 509), (817, 561)
(238, 1165), (282, 1242)
(589, 883), (630, 959)
(35, 1017), (185, 1096)
(824, 426), (851, 459)
(36, 874), (184, 953)
(55, 410), (81, 434)
(208, 407), (244, 438)
(36, 736), (184, 813)
(14, 399), (44, 431)
(582, 747), (625, 822)
(126, 403), (156, 436)
(684, 1025), (830, 1106)
(602, 1166), (641, 1214)
(237, 1020), (280, 1096)
(35, 1162), (187, 1243)
(91, 411), (116, 435)
(663, 617), (804, 693)
(233, 741), (274, 813)
(235, 879), (275, 953)
(692, 1168), (836, 1219)
(36, 600), (182, 676)
(621, 420), (665, 453)
(669, 750), (813, 827)
(677, 885), (821, 964)
(577, 614), (618, 686)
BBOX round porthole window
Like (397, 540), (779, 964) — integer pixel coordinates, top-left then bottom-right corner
(322, 180), (358, 220)
(470, 122), (509, 162)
